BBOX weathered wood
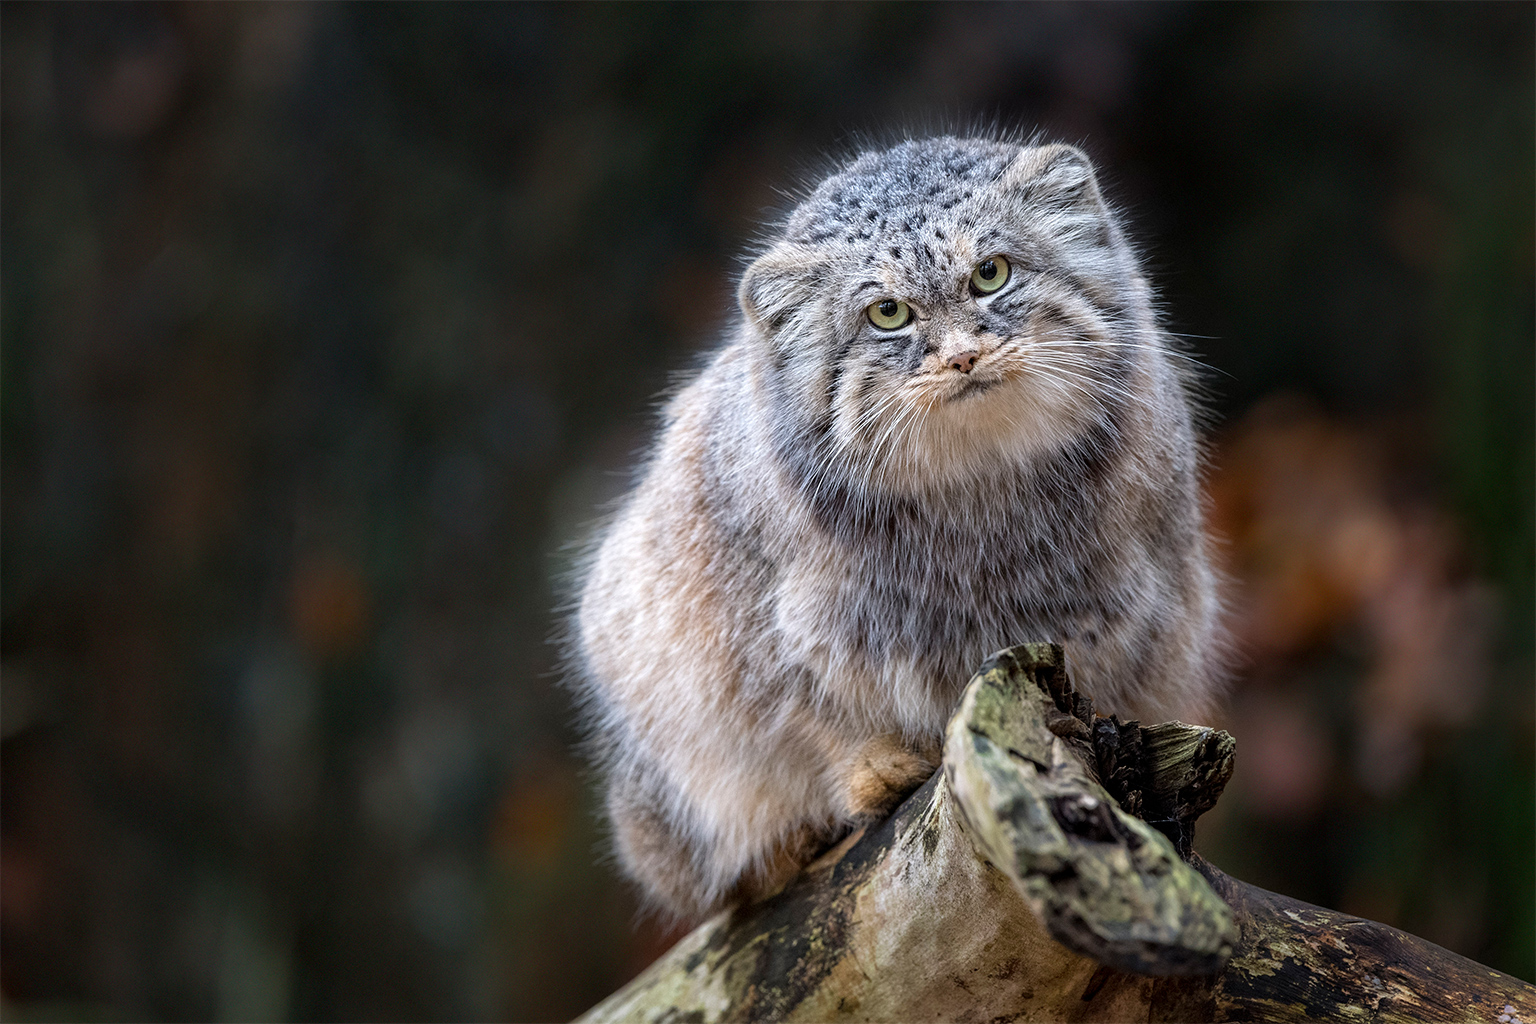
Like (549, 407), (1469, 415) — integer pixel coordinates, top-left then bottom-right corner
(577, 645), (1536, 1024)
(1198, 859), (1536, 1023)
(942, 643), (1237, 977)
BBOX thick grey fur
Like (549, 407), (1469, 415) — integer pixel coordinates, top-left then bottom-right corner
(570, 136), (1225, 920)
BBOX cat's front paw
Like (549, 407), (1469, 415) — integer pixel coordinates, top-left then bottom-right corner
(841, 734), (938, 820)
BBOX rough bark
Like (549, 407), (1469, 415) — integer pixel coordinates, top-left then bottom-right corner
(577, 644), (1536, 1024)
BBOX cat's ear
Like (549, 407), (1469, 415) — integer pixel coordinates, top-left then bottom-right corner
(1002, 144), (1106, 213)
(738, 244), (826, 332)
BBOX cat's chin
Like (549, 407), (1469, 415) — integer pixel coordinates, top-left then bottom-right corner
(939, 371), (1091, 437)
(944, 375), (1004, 402)
(851, 386), (1094, 494)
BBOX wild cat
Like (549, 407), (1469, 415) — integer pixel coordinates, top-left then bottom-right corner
(570, 137), (1223, 920)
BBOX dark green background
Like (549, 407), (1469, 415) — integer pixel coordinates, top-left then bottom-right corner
(2, 3), (1530, 1020)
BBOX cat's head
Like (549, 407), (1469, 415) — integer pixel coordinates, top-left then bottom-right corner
(739, 137), (1156, 493)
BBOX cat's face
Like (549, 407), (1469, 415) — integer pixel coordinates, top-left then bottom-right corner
(740, 139), (1152, 493)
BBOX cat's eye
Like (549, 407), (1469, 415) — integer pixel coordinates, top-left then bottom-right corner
(867, 298), (912, 330)
(970, 255), (1011, 295)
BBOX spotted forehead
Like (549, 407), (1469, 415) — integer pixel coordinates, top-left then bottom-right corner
(785, 138), (1018, 247)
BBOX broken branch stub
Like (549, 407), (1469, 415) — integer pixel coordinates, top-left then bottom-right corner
(943, 643), (1238, 976)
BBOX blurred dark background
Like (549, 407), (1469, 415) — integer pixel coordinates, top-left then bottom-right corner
(1, 2), (1530, 1020)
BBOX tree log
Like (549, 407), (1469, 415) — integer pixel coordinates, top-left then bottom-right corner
(578, 645), (1536, 1023)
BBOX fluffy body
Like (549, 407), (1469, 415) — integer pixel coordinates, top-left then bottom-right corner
(572, 137), (1223, 920)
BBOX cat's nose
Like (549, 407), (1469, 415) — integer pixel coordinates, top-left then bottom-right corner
(947, 349), (978, 373)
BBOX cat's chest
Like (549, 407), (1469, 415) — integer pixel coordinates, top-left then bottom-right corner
(772, 487), (1134, 667)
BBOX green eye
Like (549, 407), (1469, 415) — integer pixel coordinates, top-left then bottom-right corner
(970, 255), (1010, 295)
(867, 298), (912, 330)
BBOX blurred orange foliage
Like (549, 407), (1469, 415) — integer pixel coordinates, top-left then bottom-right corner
(289, 554), (372, 660)
(491, 760), (576, 872)
(1209, 394), (1493, 801)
